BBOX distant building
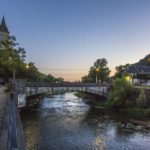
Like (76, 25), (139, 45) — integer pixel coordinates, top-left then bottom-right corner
(127, 65), (150, 84)
(0, 16), (9, 48)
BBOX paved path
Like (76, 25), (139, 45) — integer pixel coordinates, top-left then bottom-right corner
(0, 86), (7, 130)
(0, 86), (8, 150)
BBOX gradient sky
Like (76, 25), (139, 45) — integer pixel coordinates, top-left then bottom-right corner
(0, 0), (150, 81)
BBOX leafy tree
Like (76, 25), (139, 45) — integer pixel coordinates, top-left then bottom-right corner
(56, 77), (64, 83)
(0, 35), (26, 79)
(81, 75), (94, 83)
(81, 58), (110, 83)
(44, 74), (55, 82)
(24, 62), (42, 81)
(114, 64), (130, 79)
(94, 58), (108, 68)
(44, 74), (64, 83)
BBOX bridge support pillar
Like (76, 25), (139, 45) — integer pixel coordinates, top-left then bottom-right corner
(9, 79), (27, 108)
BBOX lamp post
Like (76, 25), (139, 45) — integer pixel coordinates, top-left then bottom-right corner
(26, 64), (29, 80)
(96, 68), (99, 85)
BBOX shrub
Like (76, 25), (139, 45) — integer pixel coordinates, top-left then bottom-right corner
(107, 78), (135, 109)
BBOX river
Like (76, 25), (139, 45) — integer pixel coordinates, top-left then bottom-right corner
(20, 92), (150, 150)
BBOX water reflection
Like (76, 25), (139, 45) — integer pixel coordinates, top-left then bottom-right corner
(21, 92), (150, 150)
(21, 109), (40, 150)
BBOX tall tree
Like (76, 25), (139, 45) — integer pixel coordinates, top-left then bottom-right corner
(0, 35), (26, 79)
(82, 58), (111, 83)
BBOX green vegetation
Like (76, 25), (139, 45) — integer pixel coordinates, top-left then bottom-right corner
(107, 78), (150, 119)
(0, 36), (26, 80)
(82, 58), (110, 83)
(0, 35), (64, 82)
(113, 64), (130, 79)
(107, 78), (135, 108)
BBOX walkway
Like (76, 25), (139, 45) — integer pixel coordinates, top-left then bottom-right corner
(0, 86), (8, 149)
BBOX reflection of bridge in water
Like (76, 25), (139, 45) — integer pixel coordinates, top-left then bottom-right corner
(3, 79), (110, 150)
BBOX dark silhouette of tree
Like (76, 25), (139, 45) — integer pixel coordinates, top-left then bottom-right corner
(82, 58), (110, 83)
(114, 64), (130, 79)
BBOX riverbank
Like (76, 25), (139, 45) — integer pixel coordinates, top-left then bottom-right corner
(74, 91), (150, 131)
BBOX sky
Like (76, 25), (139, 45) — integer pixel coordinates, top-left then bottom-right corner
(0, 0), (150, 81)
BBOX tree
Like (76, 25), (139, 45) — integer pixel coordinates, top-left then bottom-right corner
(44, 74), (64, 83)
(44, 74), (55, 83)
(81, 75), (94, 83)
(0, 35), (26, 79)
(81, 58), (111, 83)
(56, 77), (64, 83)
(114, 64), (130, 79)
(94, 58), (107, 68)
(24, 62), (48, 82)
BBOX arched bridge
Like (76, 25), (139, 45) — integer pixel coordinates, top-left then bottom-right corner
(9, 79), (110, 108)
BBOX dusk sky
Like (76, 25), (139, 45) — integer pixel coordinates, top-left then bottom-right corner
(0, 0), (150, 81)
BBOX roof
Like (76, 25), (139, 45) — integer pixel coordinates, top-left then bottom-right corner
(127, 66), (150, 74)
(0, 16), (9, 33)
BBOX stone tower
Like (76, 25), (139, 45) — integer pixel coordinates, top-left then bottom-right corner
(0, 16), (9, 47)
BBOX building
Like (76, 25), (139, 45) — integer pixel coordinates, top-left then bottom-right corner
(127, 65), (150, 84)
(0, 16), (9, 48)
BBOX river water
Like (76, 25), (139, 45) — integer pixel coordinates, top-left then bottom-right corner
(20, 92), (150, 150)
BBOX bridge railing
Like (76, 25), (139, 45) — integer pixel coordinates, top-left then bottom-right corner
(85, 86), (109, 96)
(26, 82), (98, 87)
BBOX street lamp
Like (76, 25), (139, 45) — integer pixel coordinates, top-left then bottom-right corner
(125, 75), (132, 83)
(26, 64), (29, 69)
(96, 68), (100, 85)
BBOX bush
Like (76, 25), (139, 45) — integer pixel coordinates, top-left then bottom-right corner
(107, 78), (135, 109)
